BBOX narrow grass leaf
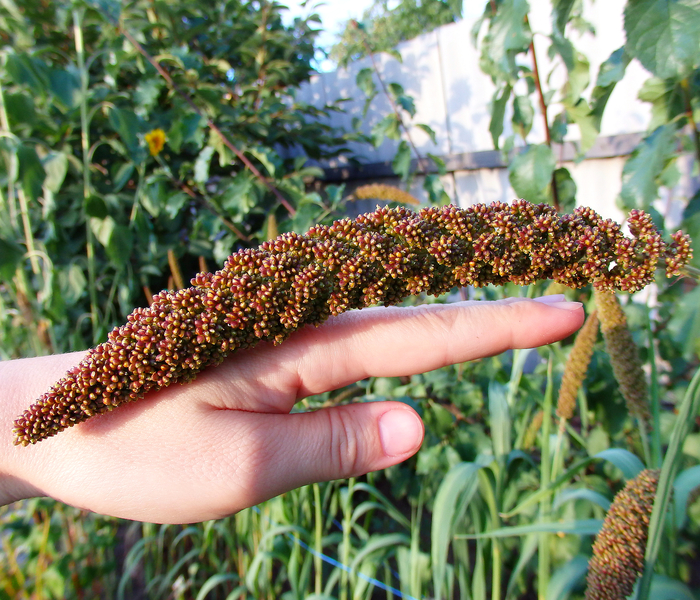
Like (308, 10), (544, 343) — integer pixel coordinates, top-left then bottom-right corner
(351, 482), (411, 529)
(673, 465), (700, 529)
(431, 459), (489, 600)
(350, 534), (410, 570)
(505, 533), (538, 599)
(455, 519), (602, 539)
(594, 448), (645, 480)
(637, 367), (700, 600)
(195, 574), (240, 600)
(546, 555), (588, 600)
(647, 574), (698, 600)
(489, 381), (511, 456)
(502, 449), (640, 519)
(553, 488), (612, 512)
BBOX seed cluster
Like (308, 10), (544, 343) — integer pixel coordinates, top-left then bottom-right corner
(556, 310), (599, 422)
(594, 289), (651, 425)
(585, 469), (660, 600)
(354, 183), (421, 205)
(13, 200), (691, 445)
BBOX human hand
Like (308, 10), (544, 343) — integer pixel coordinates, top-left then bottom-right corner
(0, 295), (582, 523)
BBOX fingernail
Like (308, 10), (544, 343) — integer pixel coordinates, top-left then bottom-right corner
(532, 294), (566, 303)
(379, 409), (423, 457)
(545, 301), (583, 311)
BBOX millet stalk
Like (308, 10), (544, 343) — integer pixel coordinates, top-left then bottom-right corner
(14, 200), (692, 445)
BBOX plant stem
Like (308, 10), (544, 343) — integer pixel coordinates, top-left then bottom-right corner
(0, 81), (17, 231)
(73, 8), (100, 343)
(340, 477), (354, 600)
(647, 309), (662, 469)
(528, 33), (560, 212)
(313, 483), (323, 595)
(538, 355), (554, 600)
(359, 35), (429, 176)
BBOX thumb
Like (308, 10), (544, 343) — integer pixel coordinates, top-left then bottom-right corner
(237, 402), (424, 504)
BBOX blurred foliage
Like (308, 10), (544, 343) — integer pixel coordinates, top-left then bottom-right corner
(0, 0), (355, 358)
(329, 0), (459, 67)
(2, 0), (700, 599)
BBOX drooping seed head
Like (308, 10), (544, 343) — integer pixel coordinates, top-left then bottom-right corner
(13, 201), (692, 445)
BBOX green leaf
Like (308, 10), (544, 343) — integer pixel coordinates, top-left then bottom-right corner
(564, 52), (590, 102)
(457, 519), (603, 539)
(432, 458), (491, 600)
(17, 144), (46, 202)
(48, 67), (81, 110)
(490, 84), (512, 149)
(553, 488), (612, 512)
(111, 162), (134, 192)
(5, 52), (48, 92)
(371, 114), (401, 146)
(168, 114), (205, 153)
(673, 465), (700, 528)
(247, 147), (281, 178)
(41, 151), (68, 194)
(512, 94), (534, 139)
(552, 0), (577, 35)
(392, 140), (412, 181)
(550, 112), (568, 143)
(553, 167), (576, 213)
(647, 574), (698, 600)
(4, 91), (36, 130)
(108, 107), (144, 161)
(639, 369), (700, 598)
(194, 146), (215, 185)
(417, 123), (438, 145)
(423, 173), (450, 205)
(482, 0), (532, 79)
(590, 47), (631, 130)
(488, 382), (511, 456)
(508, 144), (555, 203)
(396, 94), (416, 118)
(619, 124), (678, 211)
(356, 67), (377, 98)
(0, 236), (24, 282)
(564, 98), (598, 155)
(594, 448), (645, 480)
(546, 555), (589, 600)
(85, 194), (109, 219)
(625, 0), (700, 79)
(550, 32), (575, 72)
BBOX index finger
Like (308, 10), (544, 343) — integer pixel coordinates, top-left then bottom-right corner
(202, 296), (584, 411)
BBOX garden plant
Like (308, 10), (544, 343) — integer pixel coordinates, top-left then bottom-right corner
(1, 0), (700, 599)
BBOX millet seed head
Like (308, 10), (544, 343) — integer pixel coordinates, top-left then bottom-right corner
(13, 201), (692, 445)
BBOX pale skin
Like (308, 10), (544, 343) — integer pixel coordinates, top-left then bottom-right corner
(0, 295), (583, 524)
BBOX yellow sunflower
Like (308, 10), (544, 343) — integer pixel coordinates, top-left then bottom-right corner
(145, 128), (166, 156)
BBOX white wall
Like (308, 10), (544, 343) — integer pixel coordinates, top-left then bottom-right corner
(297, 0), (663, 217)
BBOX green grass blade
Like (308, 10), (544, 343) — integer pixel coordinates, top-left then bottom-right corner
(455, 519), (602, 539)
(431, 458), (490, 600)
(545, 555), (588, 600)
(636, 366), (700, 600)
(673, 465), (700, 529)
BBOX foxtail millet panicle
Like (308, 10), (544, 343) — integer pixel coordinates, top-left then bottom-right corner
(594, 289), (651, 425)
(585, 469), (660, 600)
(13, 200), (692, 445)
(556, 310), (599, 422)
(353, 183), (421, 206)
